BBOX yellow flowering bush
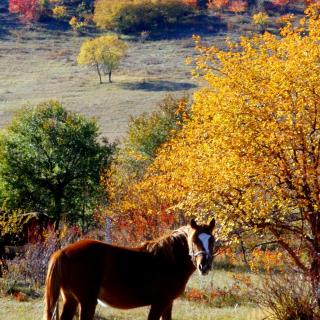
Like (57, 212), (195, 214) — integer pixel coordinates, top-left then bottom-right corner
(252, 11), (269, 26)
(52, 5), (67, 18)
(69, 16), (87, 32)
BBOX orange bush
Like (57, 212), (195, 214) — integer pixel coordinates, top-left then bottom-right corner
(249, 248), (284, 273)
(228, 0), (247, 13)
(208, 0), (229, 10)
(185, 288), (206, 301)
(183, 0), (199, 7)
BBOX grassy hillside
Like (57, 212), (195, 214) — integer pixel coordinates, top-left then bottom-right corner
(0, 0), (255, 142)
(0, 1), (306, 142)
(0, 29), (201, 141)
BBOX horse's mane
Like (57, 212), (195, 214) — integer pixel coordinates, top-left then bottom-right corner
(140, 226), (190, 264)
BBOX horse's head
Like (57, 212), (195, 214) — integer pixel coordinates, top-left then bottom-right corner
(188, 218), (216, 275)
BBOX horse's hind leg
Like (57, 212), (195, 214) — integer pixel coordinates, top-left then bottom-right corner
(161, 301), (173, 320)
(60, 292), (78, 320)
(79, 300), (97, 320)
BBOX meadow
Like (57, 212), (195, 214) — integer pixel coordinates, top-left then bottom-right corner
(0, 269), (265, 320)
(0, 27), (200, 142)
(0, 8), (253, 142)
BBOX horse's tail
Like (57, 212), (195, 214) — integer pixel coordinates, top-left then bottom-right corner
(44, 250), (63, 320)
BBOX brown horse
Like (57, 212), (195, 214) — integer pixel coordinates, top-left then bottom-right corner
(44, 218), (216, 320)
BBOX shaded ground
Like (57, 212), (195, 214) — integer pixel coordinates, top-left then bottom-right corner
(146, 14), (227, 40)
(119, 80), (197, 92)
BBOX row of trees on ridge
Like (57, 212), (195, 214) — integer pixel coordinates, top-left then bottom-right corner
(8, 0), (308, 28)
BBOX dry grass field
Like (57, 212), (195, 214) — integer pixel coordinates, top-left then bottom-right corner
(0, 270), (265, 320)
(0, 297), (264, 320)
(0, 8), (256, 142)
(0, 28), (201, 142)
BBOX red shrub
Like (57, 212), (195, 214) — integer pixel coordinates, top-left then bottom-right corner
(108, 209), (177, 245)
(209, 0), (229, 10)
(228, 0), (247, 13)
(183, 0), (199, 7)
(9, 0), (40, 23)
(271, 0), (289, 7)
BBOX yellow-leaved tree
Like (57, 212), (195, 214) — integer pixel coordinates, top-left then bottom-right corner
(93, 0), (127, 30)
(117, 5), (320, 305)
(77, 34), (127, 84)
(93, 0), (195, 33)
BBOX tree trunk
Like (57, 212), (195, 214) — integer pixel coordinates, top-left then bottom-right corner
(96, 63), (102, 84)
(240, 240), (249, 267)
(310, 252), (320, 308)
(108, 71), (112, 83)
(53, 191), (63, 232)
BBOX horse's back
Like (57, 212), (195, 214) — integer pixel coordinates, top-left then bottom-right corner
(56, 239), (190, 309)
(58, 239), (150, 284)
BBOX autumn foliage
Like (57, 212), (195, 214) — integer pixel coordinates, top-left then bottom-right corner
(9, 0), (40, 23)
(208, 0), (229, 11)
(111, 5), (320, 307)
(271, 0), (289, 8)
(228, 0), (247, 13)
(105, 96), (190, 217)
(77, 35), (127, 83)
(103, 96), (190, 242)
(93, 0), (196, 32)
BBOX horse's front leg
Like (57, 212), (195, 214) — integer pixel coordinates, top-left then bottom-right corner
(148, 301), (172, 320)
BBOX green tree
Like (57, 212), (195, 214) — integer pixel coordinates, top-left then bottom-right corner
(0, 101), (115, 229)
(77, 34), (128, 84)
(105, 95), (190, 215)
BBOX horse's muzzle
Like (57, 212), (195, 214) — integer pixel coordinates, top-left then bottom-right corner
(198, 261), (212, 275)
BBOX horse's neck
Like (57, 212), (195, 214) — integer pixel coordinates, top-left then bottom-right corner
(139, 225), (195, 274)
(175, 225), (189, 238)
(171, 226), (195, 273)
(170, 226), (189, 250)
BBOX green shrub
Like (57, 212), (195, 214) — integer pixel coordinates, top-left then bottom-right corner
(109, 95), (190, 187)
(0, 101), (115, 228)
(105, 95), (190, 243)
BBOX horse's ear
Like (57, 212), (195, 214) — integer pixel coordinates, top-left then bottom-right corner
(208, 218), (215, 232)
(190, 218), (198, 229)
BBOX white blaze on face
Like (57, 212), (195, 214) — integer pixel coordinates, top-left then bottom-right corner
(97, 299), (108, 308)
(198, 233), (211, 254)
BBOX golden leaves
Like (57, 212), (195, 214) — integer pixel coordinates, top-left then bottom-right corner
(111, 7), (320, 244)
(77, 35), (127, 67)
